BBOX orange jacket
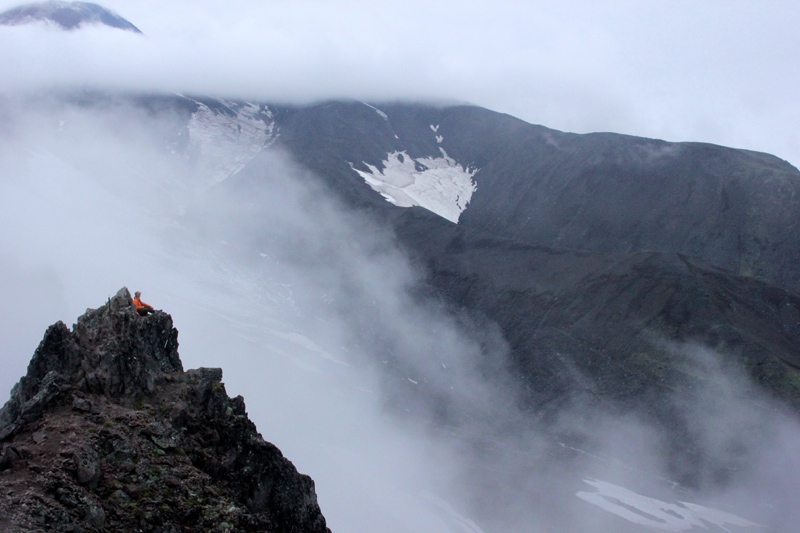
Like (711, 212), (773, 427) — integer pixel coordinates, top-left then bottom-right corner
(133, 297), (153, 310)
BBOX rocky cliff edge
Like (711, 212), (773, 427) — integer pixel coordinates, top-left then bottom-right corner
(0, 288), (330, 533)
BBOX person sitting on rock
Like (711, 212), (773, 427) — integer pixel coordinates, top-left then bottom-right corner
(133, 291), (155, 316)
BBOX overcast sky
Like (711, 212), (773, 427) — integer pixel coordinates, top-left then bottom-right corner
(1, 0), (798, 166)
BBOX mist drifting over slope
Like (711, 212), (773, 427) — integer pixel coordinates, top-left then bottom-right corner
(2, 2), (800, 527)
(2, 94), (800, 532)
(0, 94), (531, 531)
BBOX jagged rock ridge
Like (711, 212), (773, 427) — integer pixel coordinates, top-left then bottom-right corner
(0, 288), (329, 533)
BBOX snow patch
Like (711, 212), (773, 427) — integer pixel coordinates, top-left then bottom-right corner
(266, 328), (350, 366)
(576, 479), (762, 532)
(351, 149), (478, 224)
(186, 99), (276, 187)
(435, 135), (443, 144)
(419, 491), (486, 533)
(363, 102), (388, 120)
(430, 124), (439, 132)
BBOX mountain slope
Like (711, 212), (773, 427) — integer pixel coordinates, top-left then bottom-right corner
(272, 101), (800, 295)
(266, 103), (800, 379)
(255, 100), (800, 486)
(10, 91), (800, 498)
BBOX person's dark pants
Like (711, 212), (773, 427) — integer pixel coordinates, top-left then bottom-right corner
(137, 308), (154, 316)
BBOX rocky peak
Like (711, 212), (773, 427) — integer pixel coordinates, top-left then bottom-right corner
(0, 288), (329, 532)
(1, 288), (180, 441)
(0, 1), (143, 33)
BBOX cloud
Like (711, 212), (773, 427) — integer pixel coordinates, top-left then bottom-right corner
(2, 4), (800, 529)
(0, 96), (525, 532)
(1, 0), (798, 165)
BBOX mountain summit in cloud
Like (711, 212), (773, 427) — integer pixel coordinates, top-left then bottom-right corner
(0, 1), (141, 32)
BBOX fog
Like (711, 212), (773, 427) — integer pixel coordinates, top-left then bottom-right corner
(1, 2), (800, 528)
(0, 97), (479, 531)
(2, 95), (800, 532)
(0, 96), (528, 531)
(1, 0), (799, 167)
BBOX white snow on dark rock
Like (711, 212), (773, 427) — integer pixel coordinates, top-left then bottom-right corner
(352, 148), (478, 224)
(186, 99), (276, 187)
(576, 479), (762, 532)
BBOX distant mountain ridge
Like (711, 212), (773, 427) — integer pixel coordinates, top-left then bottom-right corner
(247, 99), (800, 485)
(13, 91), (800, 493)
(0, 1), (141, 32)
(270, 101), (800, 295)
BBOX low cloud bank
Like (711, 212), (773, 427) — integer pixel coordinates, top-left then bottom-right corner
(0, 96), (522, 531)
(1, 0), (799, 166)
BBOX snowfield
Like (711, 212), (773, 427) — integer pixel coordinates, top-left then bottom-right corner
(186, 99), (276, 187)
(576, 479), (762, 532)
(351, 149), (478, 224)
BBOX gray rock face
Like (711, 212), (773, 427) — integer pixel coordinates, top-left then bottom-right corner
(271, 102), (800, 295)
(0, 288), (180, 441)
(250, 101), (800, 487)
(0, 288), (329, 533)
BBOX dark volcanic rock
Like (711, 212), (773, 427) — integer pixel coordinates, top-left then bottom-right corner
(262, 100), (800, 401)
(390, 210), (800, 486)
(0, 288), (329, 533)
(392, 209), (800, 405)
(249, 101), (800, 403)
(271, 101), (800, 295)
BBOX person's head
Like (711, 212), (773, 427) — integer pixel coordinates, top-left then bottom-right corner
(134, 291), (141, 298)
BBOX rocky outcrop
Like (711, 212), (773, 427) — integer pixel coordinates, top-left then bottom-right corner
(0, 288), (330, 533)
